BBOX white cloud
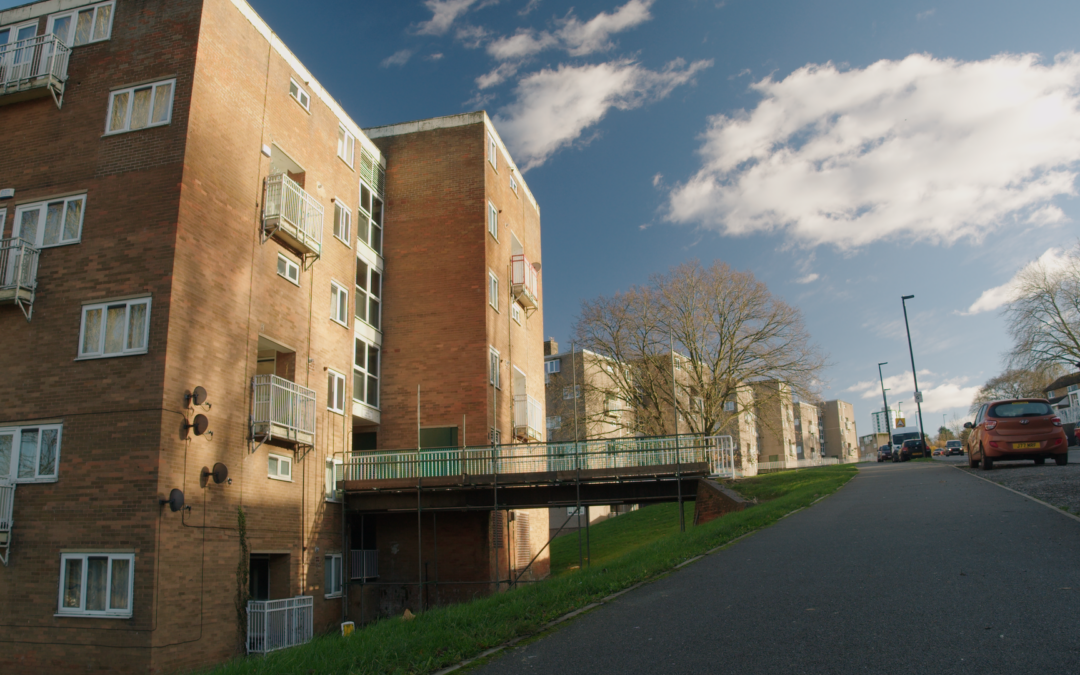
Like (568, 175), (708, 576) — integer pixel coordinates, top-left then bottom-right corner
(846, 369), (978, 416)
(381, 50), (414, 68)
(486, 0), (654, 61)
(414, 0), (480, 35)
(916, 8), (936, 20)
(666, 52), (1080, 249)
(493, 58), (712, 170)
(794, 273), (820, 284)
(477, 61), (522, 88)
(964, 247), (1070, 314)
(519, 0), (541, 15)
(456, 24), (489, 48)
(428, 53), (445, 61)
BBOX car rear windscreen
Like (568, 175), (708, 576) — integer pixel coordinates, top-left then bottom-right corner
(988, 401), (1052, 418)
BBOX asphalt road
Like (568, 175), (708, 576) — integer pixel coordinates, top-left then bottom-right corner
(474, 461), (1080, 674)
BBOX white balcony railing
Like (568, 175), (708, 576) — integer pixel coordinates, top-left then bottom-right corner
(0, 238), (40, 321)
(247, 596), (313, 654)
(252, 375), (316, 447)
(0, 480), (14, 566)
(263, 173), (323, 261)
(510, 254), (539, 309)
(514, 394), (543, 442)
(0, 34), (70, 107)
(350, 549), (378, 580)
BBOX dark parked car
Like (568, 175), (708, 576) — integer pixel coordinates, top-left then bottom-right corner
(964, 399), (1069, 470)
(892, 444), (910, 462)
(902, 438), (932, 459)
(945, 440), (963, 456)
(877, 445), (893, 462)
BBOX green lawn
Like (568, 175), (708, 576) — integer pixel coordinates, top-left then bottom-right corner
(202, 465), (856, 675)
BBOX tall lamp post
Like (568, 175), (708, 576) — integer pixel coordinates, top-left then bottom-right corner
(877, 362), (891, 440)
(901, 295), (927, 450)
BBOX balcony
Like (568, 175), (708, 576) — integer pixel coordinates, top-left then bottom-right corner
(0, 34), (69, 108)
(252, 375), (316, 448)
(510, 253), (539, 309)
(514, 394), (544, 442)
(0, 480), (13, 566)
(263, 173), (323, 264)
(247, 596), (312, 654)
(349, 549), (378, 580)
(0, 238), (39, 321)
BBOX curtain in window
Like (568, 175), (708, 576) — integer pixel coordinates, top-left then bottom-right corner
(50, 15), (72, 42)
(86, 556), (108, 611)
(110, 92), (129, 132)
(39, 428), (57, 477)
(17, 429), (37, 479)
(130, 88), (151, 129)
(63, 199), (82, 241)
(151, 82), (171, 124)
(104, 305), (126, 353)
(93, 5), (112, 41)
(127, 302), (147, 350)
(74, 9), (93, 45)
(0, 434), (12, 477)
(43, 202), (64, 246)
(63, 558), (83, 608)
(83, 308), (103, 354)
(110, 558), (130, 610)
(18, 209), (39, 246)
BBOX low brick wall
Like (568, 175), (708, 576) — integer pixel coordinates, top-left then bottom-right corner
(693, 479), (750, 526)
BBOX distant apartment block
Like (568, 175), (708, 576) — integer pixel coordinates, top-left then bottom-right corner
(821, 400), (858, 461)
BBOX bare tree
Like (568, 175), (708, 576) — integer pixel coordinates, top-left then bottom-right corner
(1006, 245), (1080, 371)
(572, 260), (827, 438)
(967, 365), (1066, 414)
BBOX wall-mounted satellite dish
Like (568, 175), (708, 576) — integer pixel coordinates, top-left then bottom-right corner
(202, 462), (229, 485)
(160, 488), (185, 512)
(184, 414), (210, 437)
(186, 386), (210, 409)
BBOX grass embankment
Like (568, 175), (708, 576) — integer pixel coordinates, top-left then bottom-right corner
(204, 465), (856, 675)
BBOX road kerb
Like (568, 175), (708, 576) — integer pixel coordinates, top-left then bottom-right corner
(950, 464), (1080, 525)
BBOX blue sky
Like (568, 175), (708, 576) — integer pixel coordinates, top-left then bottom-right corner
(9, 0), (1078, 436)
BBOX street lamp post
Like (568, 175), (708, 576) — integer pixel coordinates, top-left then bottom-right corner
(877, 362), (891, 440)
(901, 295), (927, 451)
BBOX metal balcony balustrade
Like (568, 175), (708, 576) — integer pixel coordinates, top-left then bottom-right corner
(0, 480), (13, 566)
(246, 596), (313, 654)
(344, 434), (733, 483)
(0, 238), (40, 321)
(0, 34), (69, 108)
(251, 375), (316, 448)
(349, 549), (378, 580)
(513, 394), (543, 442)
(263, 173), (323, 264)
(510, 253), (539, 309)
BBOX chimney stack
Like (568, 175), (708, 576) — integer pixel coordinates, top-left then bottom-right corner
(544, 338), (559, 356)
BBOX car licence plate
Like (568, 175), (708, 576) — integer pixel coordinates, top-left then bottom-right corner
(1012, 442), (1040, 449)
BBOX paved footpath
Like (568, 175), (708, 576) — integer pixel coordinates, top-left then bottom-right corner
(475, 462), (1080, 674)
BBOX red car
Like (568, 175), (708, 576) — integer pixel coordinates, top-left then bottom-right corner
(964, 399), (1068, 470)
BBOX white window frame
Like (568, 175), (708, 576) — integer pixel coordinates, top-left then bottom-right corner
(333, 201), (352, 246)
(330, 281), (349, 327)
(325, 458), (343, 502)
(337, 126), (355, 168)
(357, 180), (383, 255)
(268, 453), (293, 481)
(104, 79), (176, 135)
(46, 1), (115, 47)
(0, 424), (62, 483)
(546, 416), (561, 430)
(490, 348), (501, 389)
(487, 202), (498, 240)
(488, 133), (498, 170)
(327, 369), (346, 414)
(509, 174), (518, 193)
(13, 195), (87, 248)
(489, 271), (499, 312)
(511, 302), (521, 324)
(324, 553), (343, 598)
(276, 253), (300, 286)
(289, 78), (310, 110)
(545, 360), (561, 375)
(563, 385), (581, 400)
(353, 337), (380, 409)
(78, 297), (151, 359)
(56, 552), (133, 618)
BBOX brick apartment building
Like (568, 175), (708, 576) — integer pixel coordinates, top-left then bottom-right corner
(753, 381), (798, 467)
(0, 0), (546, 673)
(793, 400), (821, 460)
(821, 399), (858, 461)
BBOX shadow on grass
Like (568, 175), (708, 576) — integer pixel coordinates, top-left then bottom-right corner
(201, 465), (856, 675)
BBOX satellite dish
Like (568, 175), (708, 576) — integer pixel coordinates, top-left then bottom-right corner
(532, 261), (542, 272)
(212, 463), (229, 484)
(184, 414), (210, 437)
(186, 386), (209, 408)
(161, 488), (185, 512)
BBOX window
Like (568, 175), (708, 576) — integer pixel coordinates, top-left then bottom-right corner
(604, 395), (620, 415)
(488, 202), (498, 240)
(489, 272), (499, 311)
(330, 281), (348, 326)
(324, 553), (343, 597)
(509, 174), (518, 193)
(489, 348), (500, 389)
(724, 401), (736, 412)
(327, 370), (346, 414)
(511, 303), (521, 324)
(357, 181), (383, 254)
(79, 297), (151, 359)
(325, 459), (343, 501)
(354, 260), (381, 330)
(13, 195), (86, 248)
(268, 453), (292, 481)
(337, 126), (355, 167)
(353, 338), (380, 408)
(488, 133), (498, 169)
(57, 552), (133, 618)
(47, 1), (114, 47)
(489, 428), (502, 445)
(276, 253), (300, 285)
(545, 360), (561, 375)
(105, 79), (175, 134)
(546, 416), (562, 430)
(289, 79), (310, 110)
(333, 202), (351, 244)
(0, 424), (62, 483)
(563, 385), (581, 400)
